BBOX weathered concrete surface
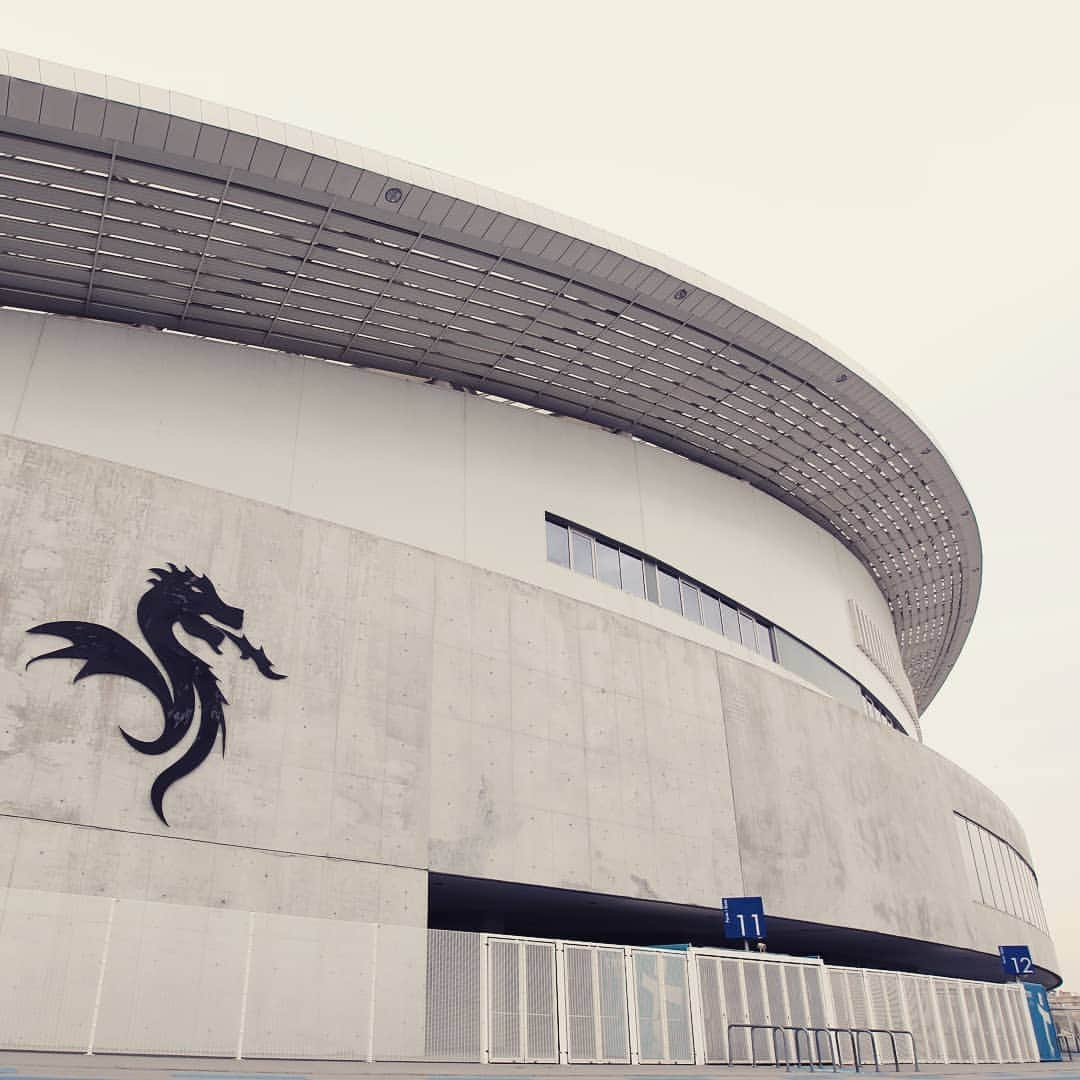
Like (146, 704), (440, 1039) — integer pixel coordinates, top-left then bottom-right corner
(0, 432), (1058, 1056)
(718, 652), (1055, 969)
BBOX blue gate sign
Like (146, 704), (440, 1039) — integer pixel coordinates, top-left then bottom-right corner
(1023, 982), (1062, 1062)
(999, 944), (1033, 977)
(724, 896), (766, 940)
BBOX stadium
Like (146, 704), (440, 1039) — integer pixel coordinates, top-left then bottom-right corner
(0, 49), (1060, 1065)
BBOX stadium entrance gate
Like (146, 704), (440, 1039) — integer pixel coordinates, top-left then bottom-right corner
(426, 929), (1041, 1066)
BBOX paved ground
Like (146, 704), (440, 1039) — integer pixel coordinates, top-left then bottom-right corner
(2, 1055), (1080, 1080)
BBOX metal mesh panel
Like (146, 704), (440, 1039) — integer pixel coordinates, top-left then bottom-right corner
(784, 964), (810, 1028)
(882, 972), (913, 1063)
(864, 970), (891, 1060)
(948, 980), (973, 1062)
(722, 958), (750, 1064)
(565, 946), (595, 1062)
(743, 961), (773, 1062)
(524, 942), (557, 1063)
(425, 929), (482, 1061)
(597, 948), (630, 1062)
(661, 953), (693, 1063)
(899, 975), (934, 1064)
(971, 984), (997, 1061)
(488, 939), (521, 1062)
(631, 950), (692, 1064)
(695, 956), (726, 1063)
(846, 969), (870, 1028)
(916, 975), (945, 1063)
(992, 984), (1022, 1061)
(952, 982), (977, 1063)
(764, 962), (788, 1025)
(828, 968), (852, 1027)
(932, 979), (959, 1062)
(804, 966), (828, 1029)
(632, 952), (663, 1063)
(487, 938), (556, 1063)
(564, 944), (628, 1064)
(1007, 983), (1038, 1062)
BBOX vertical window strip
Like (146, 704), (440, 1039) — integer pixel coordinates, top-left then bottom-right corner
(954, 813), (1047, 931)
(543, 514), (905, 733)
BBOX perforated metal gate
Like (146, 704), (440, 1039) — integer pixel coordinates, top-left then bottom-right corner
(695, 952), (829, 1064)
(423, 930), (1040, 1067)
(827, 965), (1038, 1065)
(562, 944), (630, 1063)
(487, 936), (558, 1063)
(629, 948), (694, 1064)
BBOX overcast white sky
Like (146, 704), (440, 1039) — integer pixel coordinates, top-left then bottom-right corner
(6, 0), (1078, 986)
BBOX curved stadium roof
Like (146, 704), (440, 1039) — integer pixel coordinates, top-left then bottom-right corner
(0, 50), (981, 715)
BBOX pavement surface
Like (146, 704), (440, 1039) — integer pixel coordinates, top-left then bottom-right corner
(2, 1055), (1080, 1080)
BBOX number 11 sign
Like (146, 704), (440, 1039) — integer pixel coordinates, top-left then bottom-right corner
(724, 896), (766, 940)
(1000, 945), (1033, 976)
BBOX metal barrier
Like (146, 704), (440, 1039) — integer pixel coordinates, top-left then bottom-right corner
(826, 1026), (919, 1072)
(778, 1026), (822, 1071)
(1058, 1032), (1076, 1061)
(726, 1023), (815, 1069)
(805, 1027), (839, 1071)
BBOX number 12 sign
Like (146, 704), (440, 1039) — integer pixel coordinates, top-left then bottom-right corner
(1000, 945), (1033, 976)
(724, 896), (766, 940)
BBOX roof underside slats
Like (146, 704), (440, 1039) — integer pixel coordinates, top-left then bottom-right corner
(0, 74), (982, 714)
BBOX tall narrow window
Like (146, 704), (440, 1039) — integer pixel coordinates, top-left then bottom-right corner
(738, 611), (757, 650)
(546, 520), (570, 568)
(754, 619), (774, 660)
(702, 593), (723, 633)
(657, 568), (681, 613)
(719, 601), (740, 642)
(595, 540), (621, 588)
(620, 551), (645, 598)
(570, 531), (594, 577)
(643, 560), (659, 604)
(966, 819), (987, 903)
(542, 515), (905, 733)
(681, 581), (702, 623)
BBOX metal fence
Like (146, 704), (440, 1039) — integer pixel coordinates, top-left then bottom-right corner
(426, 929), (1041, 1066)
(0, 884), (1041, 1065)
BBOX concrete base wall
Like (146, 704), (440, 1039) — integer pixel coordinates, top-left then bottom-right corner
(0, 432), (1059, 1055)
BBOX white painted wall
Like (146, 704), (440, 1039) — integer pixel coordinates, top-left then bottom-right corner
(0, 308), (913, 725)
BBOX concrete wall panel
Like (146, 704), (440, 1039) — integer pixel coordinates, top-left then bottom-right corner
(0, 886), (110, 1051)
(0, 428), (1059, 1009)
(242, 912), (375, 1059)
(94, 899), (248, 1055)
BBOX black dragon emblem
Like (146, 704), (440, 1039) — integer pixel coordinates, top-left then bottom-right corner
(26, 564), (285, 825)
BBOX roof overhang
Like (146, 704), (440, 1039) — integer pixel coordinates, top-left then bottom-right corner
(0, 51), (982, 713)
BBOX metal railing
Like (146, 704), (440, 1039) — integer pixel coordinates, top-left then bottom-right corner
(726, 1023), (815, 1069)
(1058, 1032), (1077, 1061)
(827, 1026), (919, 1072)
(725, 1022), (918, 1071)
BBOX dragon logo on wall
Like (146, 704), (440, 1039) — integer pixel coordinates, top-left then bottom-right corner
(26, 564), (286, 825)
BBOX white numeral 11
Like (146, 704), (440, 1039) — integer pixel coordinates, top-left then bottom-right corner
(736, 913), (762, 937)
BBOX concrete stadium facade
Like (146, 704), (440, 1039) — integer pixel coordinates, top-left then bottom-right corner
(0, 50), (1059, 1059)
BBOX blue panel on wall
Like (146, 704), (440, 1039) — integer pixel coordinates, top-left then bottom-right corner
(723, 896), (766, 940)
(999, 944), (1033, 977)
(1023, 983), (1061, 1062)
